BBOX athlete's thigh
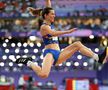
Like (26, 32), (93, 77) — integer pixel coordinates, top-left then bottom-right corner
(56, 43), (78, 65)
(42, 53), (54, 74)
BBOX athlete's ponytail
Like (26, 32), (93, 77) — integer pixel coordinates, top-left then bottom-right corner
(27, 7), (43, 16)
(28, 7), (54, 19)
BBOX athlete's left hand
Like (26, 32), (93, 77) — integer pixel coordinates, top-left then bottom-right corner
(68, 28), (77, 33)
(72, 28), (77, 32)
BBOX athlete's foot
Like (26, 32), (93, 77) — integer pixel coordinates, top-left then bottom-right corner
(15, 57), (32, 65)
(98, 47), (107, 64)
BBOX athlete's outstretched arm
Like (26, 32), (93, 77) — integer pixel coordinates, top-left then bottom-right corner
(46, 0), (51, 7)
(40, 25), (77, 37)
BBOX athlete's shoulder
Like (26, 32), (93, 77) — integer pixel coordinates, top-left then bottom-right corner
(40, 24), (51, 30)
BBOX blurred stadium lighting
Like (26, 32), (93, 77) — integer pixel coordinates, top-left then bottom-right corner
(0, 62), (5, 67)
(83, 62), (88, 67)
(37, 42), (41, 47)
(102, 36), (105, 39)
(13, 67), (18, 72)
(37, 82), (43, 86)
(59, 63), (63, 66)
(77, 55), (82, 60)
(22, 55), (27, 58)
(5, 49), (9, 53)
(98, 65), (103, 70)
(74, 61), (79, 66)
(95, 48), (99, 53)
(34, 48), (38, 53)
(18, 64), (23, 67)
(47, 82), (53, 86)
(11, 43), (16, 47)
(9, 62), (13, 67)
(15, 48), (20, 53)
(29, 36), (37, 41)
(5, 67), (9, 72)
(8, 36), (12, 39)
(16, 55), (21, 59)
(23, 42), (28, 47)
(2, 55), (7, 60)
(9, 55), (16, 62)
(89, 35), (94, 39)
(5, 39), (9, 43)
(0, 75), (6, 82)
(89, 58), (94, 64)
(32, 55), (36, 59)
(3, 43), (7, 47)
(24, 49), (29, 53)
(66, 62), (71, 67)
(17, 42), (22, 47)
(29, 42), (34, 47)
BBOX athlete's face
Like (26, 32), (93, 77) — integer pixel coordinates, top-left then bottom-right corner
(46, 10), (55, 23)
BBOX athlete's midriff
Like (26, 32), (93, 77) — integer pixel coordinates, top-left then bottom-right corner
(45, 43), (60, 51)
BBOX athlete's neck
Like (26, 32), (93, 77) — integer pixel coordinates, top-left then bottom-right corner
(43, 20), (51, 25)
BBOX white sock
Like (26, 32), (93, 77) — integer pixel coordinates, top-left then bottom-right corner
(27, 61), (33, 67)
(92, 53), (99, 61)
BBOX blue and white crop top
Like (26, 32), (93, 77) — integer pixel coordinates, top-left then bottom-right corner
(42, 24), (59, 45)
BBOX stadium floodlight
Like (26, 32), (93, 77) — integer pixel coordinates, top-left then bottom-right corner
(74, 61), (79, 66)
(8, 36), (12, 39)
(13, 67), (18, 72)
(0, 75), (6, 82)
(5, 39), (9, 43)
(83, 62), (88, 67)
(2, 55), (7, 60)
(32, 55), (36, 59)
(11, 43), (16, 47)
(16, 55), (21, 59)
(24, 49), (29, 53)
(95, 48), (99, 53)
(5, 49), (9, 53)
(9, 55), (16, 62)
(34, 48), (38, 53)
(3, 43), (7, 47)
(29, 36), (37, 41)
(37, 42), (41, 47)
(0, 62), (4, 67)
(9, 62), (13, 67)
(18, 64), (23, 67)
(77, 55), (82, 60)
(66, 62), (71, 67)
(89, 35), (94, 39)
(22, 55), (27, 58)
(59, 63), (62, 66)
(17, 42), (22, 47)
(29, 42), (34, 47)
(23, 43), (28, 47)
(15, 48), (20, 53)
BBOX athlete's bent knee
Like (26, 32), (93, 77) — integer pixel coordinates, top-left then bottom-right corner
(75, 41), (81, 45)
(74, 41), (82, 47)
